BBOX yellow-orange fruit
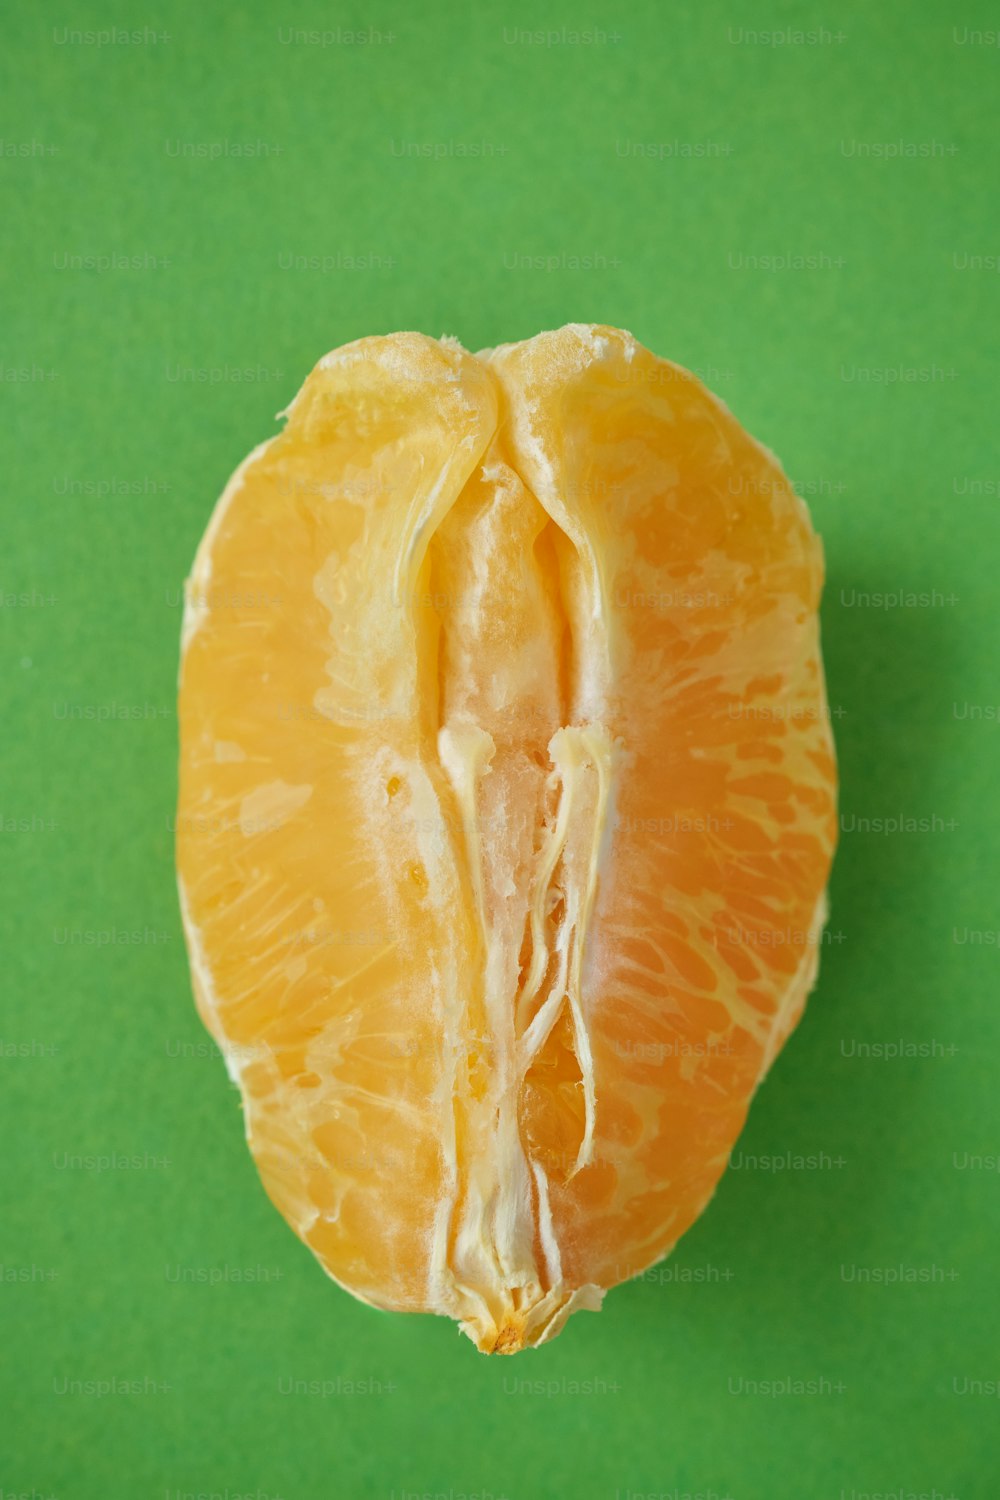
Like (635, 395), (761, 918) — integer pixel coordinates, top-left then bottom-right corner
(176, 325), (838, 1353)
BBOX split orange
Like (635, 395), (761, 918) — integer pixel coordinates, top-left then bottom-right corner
(176, 324), (837, 1352)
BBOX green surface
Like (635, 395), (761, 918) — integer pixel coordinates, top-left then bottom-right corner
(2, 1), (998, 1495)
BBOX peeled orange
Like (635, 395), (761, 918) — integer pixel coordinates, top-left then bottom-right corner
(176, 324), (838, 1353)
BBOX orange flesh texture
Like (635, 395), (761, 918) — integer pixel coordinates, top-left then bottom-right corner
(176, 325), (838, 1353)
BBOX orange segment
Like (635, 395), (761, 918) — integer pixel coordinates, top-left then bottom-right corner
(178, 334), (495, 1311)
(177, 324), (838, 1352)
(486, 325), (836, 1288)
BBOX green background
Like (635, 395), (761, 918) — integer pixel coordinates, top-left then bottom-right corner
(3, 1), (998, 1495)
